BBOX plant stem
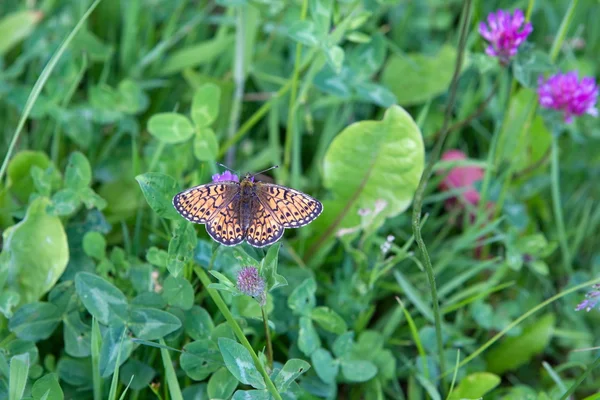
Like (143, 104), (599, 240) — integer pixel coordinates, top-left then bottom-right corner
(410, 0), (471, 392)
(551, 138), (572, 274)
(560, 354), (600, 400)
(550, 0), (579, 61)
(283, 0), (309, 187)
(261, 306), (274, 368)
(194, 266), (282, 400)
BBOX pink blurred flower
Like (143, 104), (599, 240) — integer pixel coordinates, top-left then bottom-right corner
(439, 150), (485, 207)
(212, 171), (239, 182)
(479, 9), (533, 65)
(236, 267), (265, 305)
(537, 71), (598, 123)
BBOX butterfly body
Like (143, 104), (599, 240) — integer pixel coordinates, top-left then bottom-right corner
(173, 173), (322, 248)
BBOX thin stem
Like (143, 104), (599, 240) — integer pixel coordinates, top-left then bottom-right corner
(410, 0), (472, 392)
(148, 142), (165, 171)
(560, 355), (600, 400)
(226, 7), (247, 167)
(194, 266), (282, 400)
(261, 306), (274, 368)
(0, 0), (102, 183)
(550, 0), (579, 62)
(551, 138), (572, 275)
(284, 0), (309, 187)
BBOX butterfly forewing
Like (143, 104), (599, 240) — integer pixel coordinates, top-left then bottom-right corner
(173, 182), (238, 223)
(256, 183), (323, 228)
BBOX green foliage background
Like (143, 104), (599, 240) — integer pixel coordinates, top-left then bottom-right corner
(0, 0), (599, 399)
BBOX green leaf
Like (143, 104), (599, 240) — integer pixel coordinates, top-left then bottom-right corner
(9, 302), (61, 342)
(82, 231), (106, 260)
(298, 316), (321, 356)
(287, 21), (319, 46)
(273, 359), (311, 392)
(129, 308), (182, 340)
(208, 367), (238, 399)
(136, 173), (181, 220)
(64, 152), (92, 191)
(324, 45), (344, 74)
(9, 353), (29, 400)
(232, 390), (271, 400)
(321, 105), (424, 231)
(340, 359), (377, 382)
(191, 84), (221, 128)
(117, 79), (149, 114)
(0, 10), (42, 56)
(512, 47), (555, 89)
(348, 33), (386, 78)
(184, 306), (214, 340)
(232, 247), (260, 268)
(7, 150), (54, 204)
(311, 348), (338, 384)
(218, 338), (266, 389)
(159, 35), (234, 75)
(120, 359), (156, 391)
(32, 373), (64, 400)
(56, 357), (92, 387)
(288, 278), (316, 315)
(168, 222), (198, 277)
(0, 290), (20, 319)
(486, 313), (555, 374)
(310, 307), (347, 334)
(181, 339), (223, 381)
(146, 247), (168, 268)
(162, 275), (194, 310)
(49, 188), (80, 216)
(381, 45), (461, 105)
(148, 113), (194, 144)
(333, 331), (355, 358)
(75, 272), (128, 324)
(193, 128), (219, 161)
(99, 325), (133, 378)
(63, 312), (91, 358)
(448, 372), (501, 400)
(2, 197), (69, 303)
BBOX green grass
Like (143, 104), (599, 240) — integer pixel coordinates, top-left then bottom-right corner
(1, 0), (600, 399)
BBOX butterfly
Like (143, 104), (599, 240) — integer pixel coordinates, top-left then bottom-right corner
(172, 169), (323, 248)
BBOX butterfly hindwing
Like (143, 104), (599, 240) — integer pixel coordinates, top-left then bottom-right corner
(245, 199), (284, 248)
(173, 182), (238, 223)
(205, 197), (245, 246)
(256, 183), (323, 228)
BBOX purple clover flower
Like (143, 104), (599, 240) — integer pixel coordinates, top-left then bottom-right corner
(537, 71), (598, 123)
(236, 267), (265, 299)
(576, 284), (600, 312)
(212, 171), (239, 182)
(478, 9), (532, 65)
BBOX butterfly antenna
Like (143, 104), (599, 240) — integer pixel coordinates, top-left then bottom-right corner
(252, 165), (279, 177)
(216, 162), (240, 175)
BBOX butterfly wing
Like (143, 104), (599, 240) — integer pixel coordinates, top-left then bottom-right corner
(255, 183), (323, 228)
(205, 197), (245, 246)
(172, 182), (239, 224)
(245, 199), (284, 248)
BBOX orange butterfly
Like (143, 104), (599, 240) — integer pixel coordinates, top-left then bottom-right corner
(172, 168), (323, 247)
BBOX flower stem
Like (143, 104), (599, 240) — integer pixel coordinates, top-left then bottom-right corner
(559, 354), (600, 400)
(550, 0), (579, 62)
(261, 305), (274, 368)
(551, 138), (572, 275)
(194, 266), (281, 400)
(411, 0), (471, 392)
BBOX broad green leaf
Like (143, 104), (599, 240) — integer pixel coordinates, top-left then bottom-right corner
(332, 332), (355, 358)
(99, 325), (133, 378)
(260, 242), (287, 291)
(298, 316), (321, 356)
(288, 278), (316, 315)
(136, 172), (180, 220)
(354, 81), (397, 108)
(184, 306), (214, 340)
(9, 353), (29, 400)
(486, 313), (555, 374)
(321, 105), (424, 234)
(148, 113), (194, 144)
(274, 359), (311, 392)
(63, 312), (91, 358)
(32, 373), (63, 400)
(31, 166), (53, 197)
(49, 188), (80, 216)
(146, 247), (168, 268)
(232, 246), (260, 268)
(168, 222), (198, 277)
(192, 84), (221, 128)
(340, 359), (377, 382)
(120, 359), (156, 391)
(193, 128), (219, 161)
(9, 302), (61, 342)
(381, 46), (460, 105)
(0, 10), (42, 55)
(348, 33), (386, 78)
(128, 308), (182, 340)
(207, 367), (238, 399)
(0, 290), (20, 319)
(56, 357), (92, 387)
(72, 28), (112, 61)
(64, 152), (92, 191)
(311, 348), (338, 384)
(117, 79), (149, 114)
(82, 231), (106, 260)
(310, 307), (347, 334)
(218, 338), (265, 389)
(181, 340), (223, 380)
(162, 275), (194, 310)
(512, 47), (555, 89)
(1, 197), (69, 303)
(7, 151), (54, 204)
(448, 372), (501, 400)
(287, 21), (319, 46)
(75, 272), (128, 324)
(159, 35), (234, 75)
(324, 45), (344, 74)
(232, 390), (271, 400)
